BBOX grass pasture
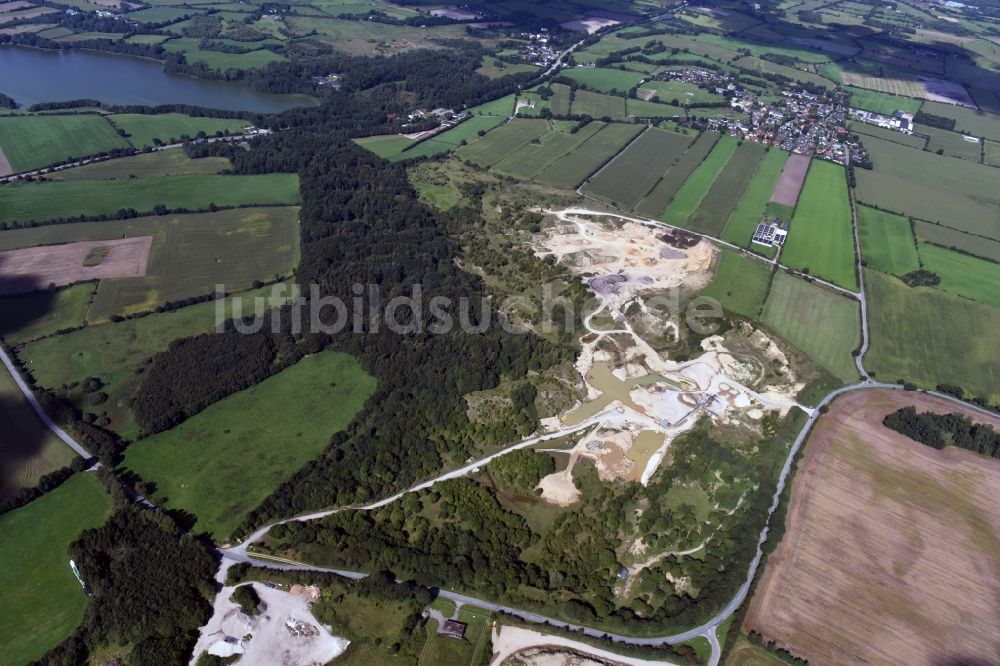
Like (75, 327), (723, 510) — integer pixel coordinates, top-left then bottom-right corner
(107, 113), (249, 148)
(570, 89), (626, 120)
(0, 360), (76, 499)
(492, 121), (606, 181)
(780, 160), (857, 290)
(454, 118), (549, 167)
(844, 86), (921, 115)
(161, 38), (286, 70)
(857, 205), (919, 276)
(917, 101), (1000, 140)
(466, 93), (516, 117)
(123, 351), (375, 539)
(865, 269), (1000, 402)
(918, 124), (983, 162)
(687, 141), (766, 236)
(761, 271), (860, 382)
(0, 473), (113, 665)
(660, 134), (738, 226)
(635, 131), (720, 219)
(48, 150), (231, 181)
(0, 173), (299, 224)
(639, 80), (725, 106)
(561, 67), (644, 93)
(0, 114), (129, 173)
(914, 220), (1000, 263)
(0, 282), (94, 345)
(419, 605), (491, 666)
(626, 98), (686, 118)
(918, 242), (1000, 308)
(721, 148), (788, 247)
(855, 135), (1000, 240)
(582, 127), (693, 209)
(698, 247), (772, 318)
(534, 122), (643, 189)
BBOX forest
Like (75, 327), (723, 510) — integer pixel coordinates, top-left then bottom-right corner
(884, 406), (1000, 458)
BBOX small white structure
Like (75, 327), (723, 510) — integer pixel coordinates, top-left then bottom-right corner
(752, 218), (789, 247)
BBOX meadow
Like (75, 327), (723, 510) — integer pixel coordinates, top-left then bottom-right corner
(660, 134), (738, 226)
(454, 118), (549, 167)
(856, 205), (919, 276)
(847, 120), (927, 149)
(686, 141), (767, 236)
(534, 122), (643, 189)
(635, 132), (720, 219)
(0, 360), (76, 499)
(761, 272), (860, 382)
(918, 101), (1000, 140)
(0, 173), (300, 223)
(0, 282), (94, 345)
(918, 242), (1000, 308)
(123, 351), (375, 539)
(582, 127), (693, 209)
(570, 90), (626, 119)
(640, 80), (725, 106)
(0, 474), (112, 665)
(420, 605), (492, 666)
(492, 122), (606, 181)
(467, 93), (516, 117)
(697, 248), (772, 318)
(161, 37), (286, 70)
(914, 220), (1000, 262)
(626, 98), (686, 118)
(733, 56), (835, 89)
(918, 124), (983, 162)
(780, 160), (857, 291)
(855, 135), (999, 239)
(720, 148), (788, 247)
(0, 114), (129, 173)
(561, 67), (644, 93)
(48, 150), (231, 181)
(844, 86), (921, 115)
(865, 269), (1000, 402)
(107, 113), (249, 148)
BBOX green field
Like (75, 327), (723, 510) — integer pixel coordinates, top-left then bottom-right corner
(627, 98), (687, 118)
(48, 150), (231, 181)
(534, 122), (643, 189)
(561, 67), (644, 93)
(0, 283), (94, 345)
(123, 351), (375, 539)
(721, 148), (789, 247)
(354, 134), (415, 160)
(492, 121), (606, 181)
(0, 173), (300, 223)
(0, 207), (299, 320)
(780, 160), (857, 290)
(161, 37), (286, 70)
(640, 80), (725, 106)
(0, 473), (113, 665)
(454, 118), (549, 167)
(419, 605), (491, 666)
(698, 247), (772, 318)
(762, 272), (860, 382)
(918, 242), (1000, 308)
(0, 114), (130, 173)
(847, 120), (927, 149)
(635, 132), (720, 219)
(107, 113), (249, 148)
(914, 220), (1000, 263)
(918, 101), (1000, 141)
(857, 205), (919, 276)
(0, 361), (76, 499)
(855, 135), (1000, 240)
(392, 116), (508, 161)
(844, 86), (922, 115)
(865, 269), (1000, 403)
(918, 124), (983, 162)
(570, 89), (626, 119)
(466, 94), (516, 117)
(687, 141), (767, 236)
(549, 83), (572, 116)
(661, 135), (738, 226)
(582, 127), (693, 209)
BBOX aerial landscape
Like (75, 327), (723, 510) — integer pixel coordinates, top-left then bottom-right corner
(0, 0), (998, 664)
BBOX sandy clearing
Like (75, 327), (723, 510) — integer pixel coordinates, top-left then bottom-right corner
(0, 237), (152, 295)
(0, 146), (11, 178)
(768, 153), (810, 207)
(191, 579), (349, 665)
(560, 17), (619, 33)
(744, 389), (1000, 666)
(490, 625), (678, 666)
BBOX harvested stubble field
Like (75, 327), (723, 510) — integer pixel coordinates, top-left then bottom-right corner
(454, 118), (549, 167)
(768, 153), (810, 207)
(0, 237), (152, 296)
(492, 121), (606, 181)
(745, 389), (1000, 666)
(582, 127), (693, 209)
(533, 122), (643, 189)
(634, 131), (720, 219)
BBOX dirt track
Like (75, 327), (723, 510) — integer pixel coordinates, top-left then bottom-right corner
(0, 237), (152, 295)
(744, 389), (1000, 666)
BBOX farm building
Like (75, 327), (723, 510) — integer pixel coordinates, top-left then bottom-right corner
(440, 620), (467, 639)
(752, 218), (789, 247)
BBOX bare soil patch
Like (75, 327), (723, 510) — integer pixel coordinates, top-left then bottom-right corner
(768, 153), (810, 207)
(744, 389), (1000, 666)
(0, 237), (152, 295)
(0, 147), (11, 178)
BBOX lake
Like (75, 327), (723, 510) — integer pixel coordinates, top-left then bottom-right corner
(0, 45), (316, 113)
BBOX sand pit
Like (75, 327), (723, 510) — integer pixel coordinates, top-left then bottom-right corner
(191, 581), (349, 665)
(490, 625), (676, 666)
(0, 237), (152, 295)
(744, 390), (1000, 666)
(769, 153), (811, 207)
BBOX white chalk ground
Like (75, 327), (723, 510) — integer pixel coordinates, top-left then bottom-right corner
(190, 563), (348, 666)
(490, 625), (679, 665)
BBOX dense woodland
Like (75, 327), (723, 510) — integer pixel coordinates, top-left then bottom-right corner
(884, 407), (1000, 458)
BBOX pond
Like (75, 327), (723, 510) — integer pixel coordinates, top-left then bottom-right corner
(0, 45), (316, 113)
